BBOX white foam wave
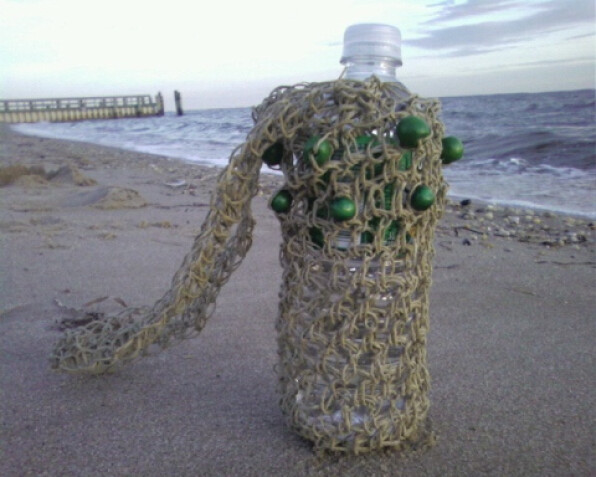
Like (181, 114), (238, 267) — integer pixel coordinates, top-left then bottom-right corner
(11, 114), (596, 219)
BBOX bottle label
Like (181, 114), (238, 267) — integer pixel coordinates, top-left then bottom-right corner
(335, 230), (352, 250)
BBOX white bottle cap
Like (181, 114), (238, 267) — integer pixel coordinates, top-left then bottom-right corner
(340, 23), (402, 66)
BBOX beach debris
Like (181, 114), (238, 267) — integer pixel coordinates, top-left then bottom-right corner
(0, 164), (47, 186)
(52, 297), (129, 331)
(60, 186), (146, 209)
(114, 297), (128, 307)
(93, 187), (146, 210)
(506, 286), (538, 297)
(137, 220), (173, 229)
(0, 219), (29, 233)
(29, 216), (64, 226)
(164, 179), (187, 189)
(0, 163), (96, 188)
(43, 239), (65, 249)
(535, 259), (596, 267)
(9, 202), (54, 212)
(83, 296), (110, 307)
(438, 241), (453, 251)
(47, 164), (97, 186)
(53, 305), (104, 330)
(14, 174), (49, 187)
(436, 200), (594, 249)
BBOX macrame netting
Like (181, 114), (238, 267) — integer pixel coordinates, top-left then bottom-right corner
(50, 77), (447, 453)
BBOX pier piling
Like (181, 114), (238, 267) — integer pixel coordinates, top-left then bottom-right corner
(174, 90), (183, 116)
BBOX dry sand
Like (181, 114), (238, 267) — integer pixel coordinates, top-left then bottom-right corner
(1, 124), (594, 476)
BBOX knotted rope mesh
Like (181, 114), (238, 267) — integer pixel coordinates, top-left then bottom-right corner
(50, 77), (447, 453)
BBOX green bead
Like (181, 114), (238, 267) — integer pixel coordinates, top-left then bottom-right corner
(441, 136), (464, 164)
(262, 142), (284, 167)
(330, 197), (357, 221)
(396, 116), (431, 148)
(304, 136), (333, 167)
(410, 185), (435, 211)
(270, 189), (292, 213)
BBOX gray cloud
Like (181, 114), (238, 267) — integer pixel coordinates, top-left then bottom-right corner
(405, 0), (595, 54)
(425, 0), (527, 24)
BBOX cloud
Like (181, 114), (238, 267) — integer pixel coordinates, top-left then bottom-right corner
(425, 0), (527, 24)
(405, 0), (595, 54)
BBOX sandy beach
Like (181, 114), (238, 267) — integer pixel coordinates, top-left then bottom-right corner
(1, 123), (594, 476)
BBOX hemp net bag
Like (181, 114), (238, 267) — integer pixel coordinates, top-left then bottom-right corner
(51, 77), (448, 453)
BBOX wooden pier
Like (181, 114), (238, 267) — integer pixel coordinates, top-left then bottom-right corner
(0, 93), (164, 124)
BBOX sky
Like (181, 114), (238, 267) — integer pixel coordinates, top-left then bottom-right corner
(1, 0), (594, 110)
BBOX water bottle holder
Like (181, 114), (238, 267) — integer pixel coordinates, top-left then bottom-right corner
(272, 79), (443, 452)
(292, 368), (414, 444)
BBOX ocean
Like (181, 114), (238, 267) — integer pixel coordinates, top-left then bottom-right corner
(12, 89), (596, 219)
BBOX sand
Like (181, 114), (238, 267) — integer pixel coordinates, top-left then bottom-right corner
(1, 123), (594, 476)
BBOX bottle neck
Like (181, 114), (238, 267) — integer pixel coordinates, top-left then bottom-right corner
(342, 56), (400, 83)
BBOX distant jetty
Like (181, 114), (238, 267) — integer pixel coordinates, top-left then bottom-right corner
(0, 93), (164, 124)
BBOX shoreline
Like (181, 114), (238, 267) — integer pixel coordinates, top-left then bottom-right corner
(10, 122), (596, 221)
(3, 123), (594, 251)
(1, 123), (595, 476)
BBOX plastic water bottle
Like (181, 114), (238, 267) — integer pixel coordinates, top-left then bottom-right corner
(297, 23), (414, 443)
(337, 23), (413, 313)
(320, 24), (410, 250)
(271, 23), (460, 450)
(340, 23), (406, 84)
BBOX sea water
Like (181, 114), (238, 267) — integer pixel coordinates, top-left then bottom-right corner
(12, 89), (596, 219)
